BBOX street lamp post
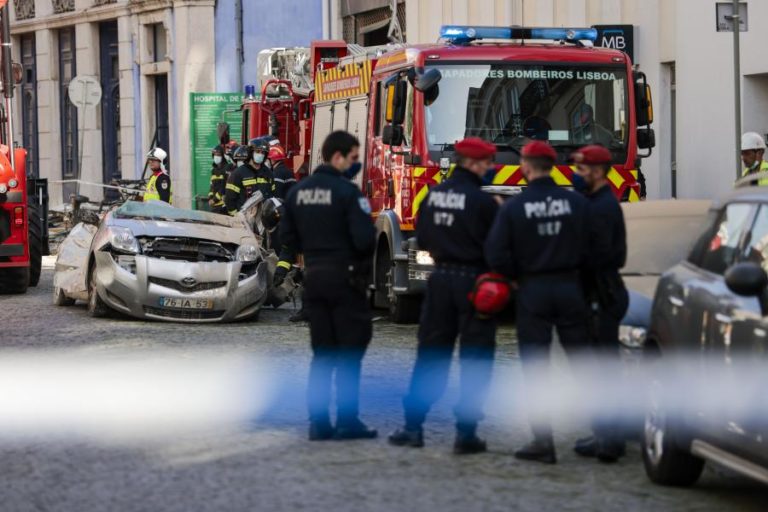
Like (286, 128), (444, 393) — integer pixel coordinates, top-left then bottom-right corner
(732, 0), (742, 180)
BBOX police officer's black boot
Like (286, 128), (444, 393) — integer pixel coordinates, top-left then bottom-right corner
(308, 417), (336, 441)
(453, 423), (487, 455)
(574, 435), (598, 457)
(334, 418), (378, 440)
(595, 437), (625, 463)
(388, 426), (425, 448)
(514, 435), (557, 464)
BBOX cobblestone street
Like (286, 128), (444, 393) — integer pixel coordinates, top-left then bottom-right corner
(1, 267), (766, 511)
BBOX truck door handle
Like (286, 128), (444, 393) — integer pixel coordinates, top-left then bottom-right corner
(668, 296), (684, 307)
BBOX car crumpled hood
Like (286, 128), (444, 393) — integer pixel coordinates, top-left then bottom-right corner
(107, 216), (252, 245)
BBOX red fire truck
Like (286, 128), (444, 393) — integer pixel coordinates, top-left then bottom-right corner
(0, 1), (45, 294)
(242, 26), (655, 322)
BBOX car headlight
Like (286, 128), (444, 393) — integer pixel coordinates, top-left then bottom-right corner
(619, 325), (647, 349)
(0, 183), (7, 194)
(415, 250), (435, 266)
(109, 226), (140, 254)
(236, 244), (260, 262)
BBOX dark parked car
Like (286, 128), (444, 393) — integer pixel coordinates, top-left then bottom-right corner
(643, 185), (768, 487)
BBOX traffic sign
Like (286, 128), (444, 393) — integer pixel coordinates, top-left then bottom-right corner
(716, 2), (748, 32)
(68, 75), (102, 109)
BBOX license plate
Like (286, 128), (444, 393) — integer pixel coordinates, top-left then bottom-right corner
(158, 297), (213, 310)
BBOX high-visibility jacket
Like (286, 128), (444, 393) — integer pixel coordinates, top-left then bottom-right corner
(741, 160), (768, 186)
(144, 171), (173, 204)
(208, 162), (232, 210)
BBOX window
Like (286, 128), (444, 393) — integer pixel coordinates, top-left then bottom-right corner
(151, 23), (167, 62)
(20, 33), (38, 178)
(58, 27), (77, 180)
(743, 206), (768, 271)
(697, 203), (754, 275)
(377, 81), (387, 136)
(424, 63), (629, 163)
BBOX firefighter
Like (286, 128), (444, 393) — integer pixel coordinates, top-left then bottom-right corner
(485, 141), (590, 464)
(232, 144), (249, 167)
(571, 145), (629, 463)
(741, 132), (768, 185)
(269, 143), (297, 200)
(279, 130), (377, 441)
(143, 147), (172, 204)
(225, 139), (274, 215)
(388, 138), (500, 454)
(208, 145), (230, 214)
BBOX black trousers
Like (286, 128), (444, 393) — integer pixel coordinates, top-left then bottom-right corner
(403, 268), (497, 431)
(303, 265), (372, 426)
(591, 279), (629, 438)
(515, 274), (590, 439)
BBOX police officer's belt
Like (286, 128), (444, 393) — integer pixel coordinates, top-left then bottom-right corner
(434, 262), (486, 275)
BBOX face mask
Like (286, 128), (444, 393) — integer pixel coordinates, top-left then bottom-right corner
(254, 153), (266, 165)
(571, 173), (589, 194)
(343, 162), (362, 180)
(213, 156), (223, 165)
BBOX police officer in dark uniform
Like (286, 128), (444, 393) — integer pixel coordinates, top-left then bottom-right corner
(279, 130), (377, 441)
(225, 139), (275, 215)
(485, 141), (591, 464)
(571, 145), (629, 463)
(388, 138), (500, 454)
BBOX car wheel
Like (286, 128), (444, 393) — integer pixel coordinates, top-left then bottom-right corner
(54, 286), (75, 307)
(87, 266), (110, 318)
(641, 380), (705, 487)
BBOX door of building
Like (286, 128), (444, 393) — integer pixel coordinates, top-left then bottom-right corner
(154, 74), (170, 170)
(100, 21), (121, 193)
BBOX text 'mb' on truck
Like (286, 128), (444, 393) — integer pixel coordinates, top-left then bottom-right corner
(241, 25), (656, 323)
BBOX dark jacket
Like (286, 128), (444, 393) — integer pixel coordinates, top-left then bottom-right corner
(225, 163), (275, 215)
(485, 176), (590, 279)
(416, 167), (499, 268)
(273, 161), (297, 200)
(279, 165), (375, 268)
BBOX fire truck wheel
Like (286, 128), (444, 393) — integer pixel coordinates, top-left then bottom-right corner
(87, 264), (110, 318)
(28, 203), (43, 287)
(0, 267), (29, 294)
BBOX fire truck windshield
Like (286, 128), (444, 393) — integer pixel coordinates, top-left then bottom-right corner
(424, 63), (629, 164)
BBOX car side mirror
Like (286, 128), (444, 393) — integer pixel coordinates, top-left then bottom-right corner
(414, 68), (442, 92)
(637, 128), (655, 149)
(725, 262), (768, 297)
(382, 124), (404, 147)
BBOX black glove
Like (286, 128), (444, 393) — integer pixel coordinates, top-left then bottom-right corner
(273, 265), (289, 287)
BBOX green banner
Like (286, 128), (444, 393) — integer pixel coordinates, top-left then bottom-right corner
(189, 93), (246, 209)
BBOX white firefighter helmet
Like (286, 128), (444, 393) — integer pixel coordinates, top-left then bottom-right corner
(147, 147), (168, 162)
(147, 147), (168, 171)
(741, 132), (767, 152)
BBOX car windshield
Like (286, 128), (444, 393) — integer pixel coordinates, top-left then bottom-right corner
(425, 63), (628, 164)
(623, 202), (711, 275)
(114, 201), (234, 227)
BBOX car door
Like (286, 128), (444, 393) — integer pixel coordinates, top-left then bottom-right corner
(718, 203), (768, 466)
(674, 202), (756, 440)
(686, 201), (766, 455)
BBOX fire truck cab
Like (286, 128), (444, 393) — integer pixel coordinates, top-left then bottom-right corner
(244, 26), (655, 323)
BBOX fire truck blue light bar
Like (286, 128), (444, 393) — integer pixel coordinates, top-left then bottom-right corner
(440, 26), (598, 43)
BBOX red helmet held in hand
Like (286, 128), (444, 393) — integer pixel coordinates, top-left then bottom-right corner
(469, 273), (511, 317)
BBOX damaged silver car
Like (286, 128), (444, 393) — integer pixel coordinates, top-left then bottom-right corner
(53, 200), (278, 322)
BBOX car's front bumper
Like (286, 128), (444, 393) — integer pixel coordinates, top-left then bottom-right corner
(92, 252), (269, 323)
